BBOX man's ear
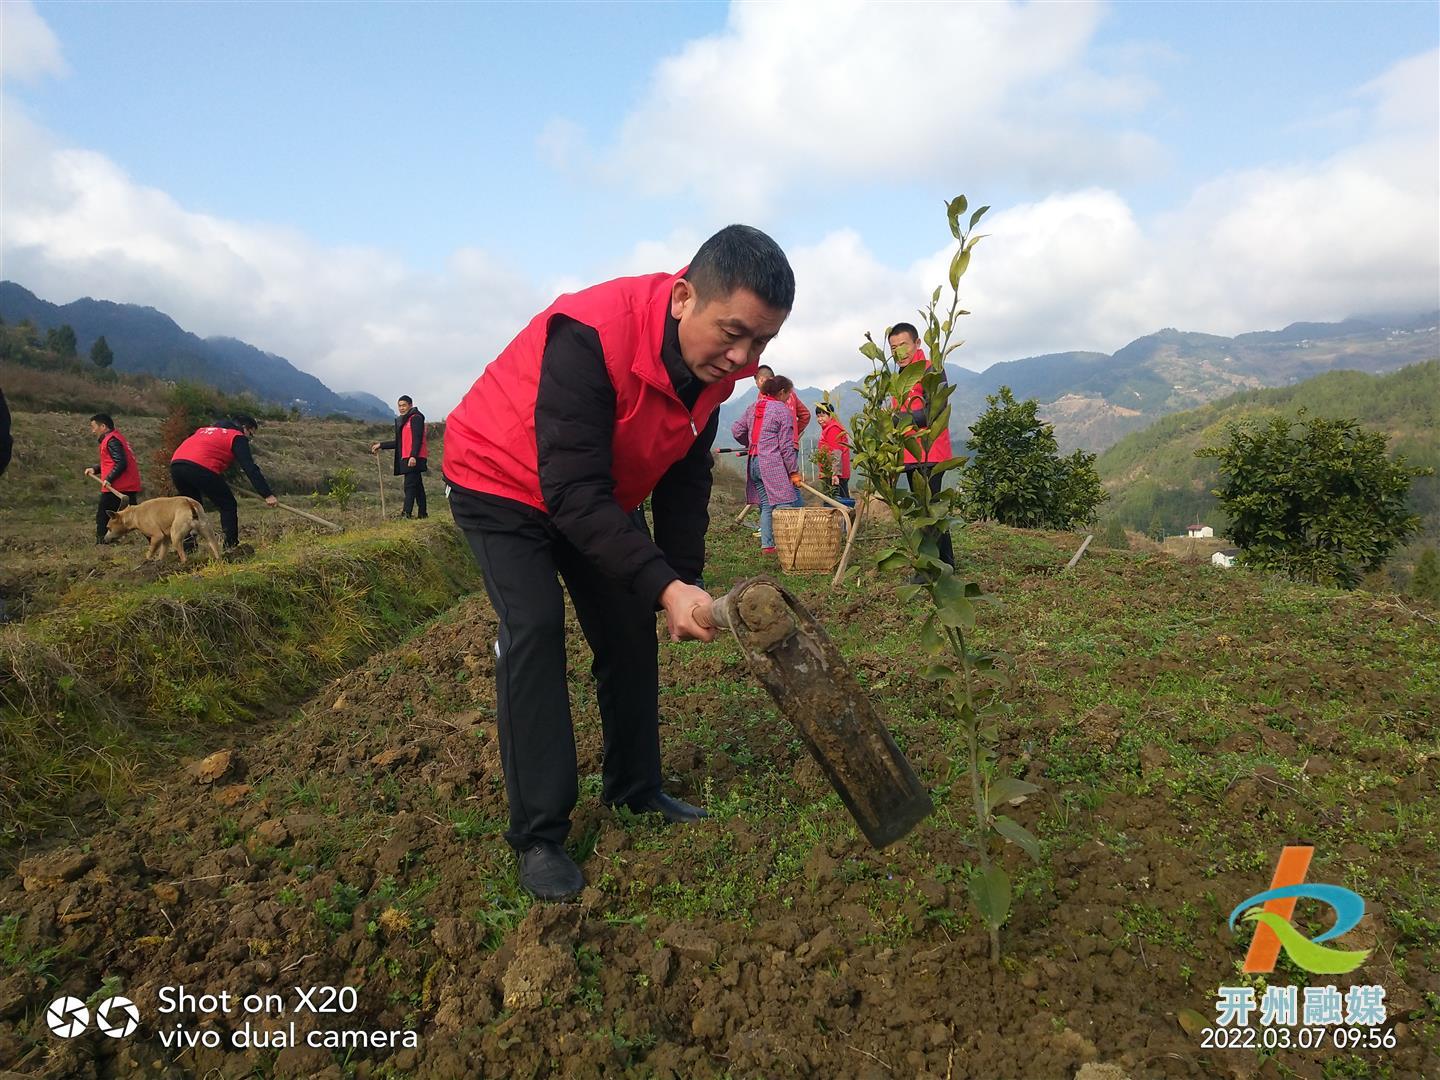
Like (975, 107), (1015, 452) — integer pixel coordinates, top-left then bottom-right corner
(670, 278), (696, 320)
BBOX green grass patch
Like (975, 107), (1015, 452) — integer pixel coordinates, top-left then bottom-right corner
(0, 523), (477, 848)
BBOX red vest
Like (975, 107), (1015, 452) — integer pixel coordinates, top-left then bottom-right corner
(818, 417), (851, 478)
(747, 396), (776, 456)
(99, 430), (142, 492)
(443, 270), (752, 513)
(172, 426), (242, 473)
(400, 411), (428, 460)
(896, 348), (955, 465)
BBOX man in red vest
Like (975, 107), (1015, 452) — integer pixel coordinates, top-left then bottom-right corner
(170, 415), (278, 549)
(370, 395), (429, 518)
(85, 413), (144, 543)
(443, 225), (794, 901)
(889, 322), (956, 570)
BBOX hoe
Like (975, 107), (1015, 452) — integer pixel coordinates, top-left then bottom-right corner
(699, 576), (933, 848)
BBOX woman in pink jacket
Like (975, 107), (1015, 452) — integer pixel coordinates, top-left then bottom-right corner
(732, 375), (803, 554)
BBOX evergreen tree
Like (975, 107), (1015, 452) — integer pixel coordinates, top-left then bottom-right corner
(1197, 411), (1431, 588)
(1411, 549), (1440, 604)
(46, 324), (78, 357)
(1098, 519), (1128, 548)
(90, 335), (114, 369)
(962, 386), (1107, 529)
(1147, 511), (1165, 542)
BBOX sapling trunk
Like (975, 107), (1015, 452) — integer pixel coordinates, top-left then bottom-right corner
(851, 194), (1039, 965)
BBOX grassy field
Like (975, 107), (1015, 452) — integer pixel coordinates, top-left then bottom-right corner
(0, 425), (1435, 1078)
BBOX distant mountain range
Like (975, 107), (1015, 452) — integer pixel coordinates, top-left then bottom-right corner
(0, 282), (390, 420)
(5, 280), (1434, 445)
(720, 311), (1439, 455)
(1095, 360), (1439, 538)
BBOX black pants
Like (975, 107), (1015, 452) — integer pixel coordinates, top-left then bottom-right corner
(835, 476), (850, 500)
(96, 489), (136, 542)
(449, 488), (661, 850)
(170, 461), (239, 547)
(402, 472), (427, 518)
(905, 466), (955, 568)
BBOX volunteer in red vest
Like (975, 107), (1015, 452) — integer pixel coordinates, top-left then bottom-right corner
(442, 225), (793, 902)
(753, 363), (809, 448)
(889, 322), (956, 569)
(370, 395), (429, 519)
(170, 414), (277, 549)
(85, 413), (144, 543)
(814, 402), (852, 499)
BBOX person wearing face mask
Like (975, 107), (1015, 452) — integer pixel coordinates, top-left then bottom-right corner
(441, 225), (794, 902)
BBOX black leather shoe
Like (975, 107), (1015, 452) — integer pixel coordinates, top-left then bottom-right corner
(629, 792), (708, 824)
(517, 841), (584, 902)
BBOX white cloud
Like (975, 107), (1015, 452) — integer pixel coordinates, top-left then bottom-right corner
(603, 0), (1161, 216)
(0, 0), (66, 84)
(2, 0), (1432, 425)
(735, 51), (1440, 389)
(1, 104), (545, 414)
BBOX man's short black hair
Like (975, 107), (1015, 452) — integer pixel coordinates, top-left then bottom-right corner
(889, 322), (920, 341)
(90, 413), (115, 430)
(398, 395), (413, 406)
(228, 413), (259, 432)
(687, 225), (795, 311)
(755, 364), (775, 378)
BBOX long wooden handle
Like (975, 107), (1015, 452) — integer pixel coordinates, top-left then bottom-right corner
(274, 501), (344, 531)
(797, 481), (854, 525)
(87, 472), (130, 505)
(692, 592), (736, 632)
(236, 488), (343, 532)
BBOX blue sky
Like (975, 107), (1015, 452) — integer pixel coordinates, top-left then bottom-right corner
(3, 1), (1437, 409)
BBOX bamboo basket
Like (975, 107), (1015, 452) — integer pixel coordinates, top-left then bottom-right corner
(772, 506), (844, 573)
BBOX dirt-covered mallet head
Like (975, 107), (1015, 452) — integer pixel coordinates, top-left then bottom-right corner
(670, 225), (794, 385)
(89, 413), (115, 436)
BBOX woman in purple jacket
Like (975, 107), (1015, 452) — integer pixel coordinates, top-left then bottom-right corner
(732, 375), (803, 553)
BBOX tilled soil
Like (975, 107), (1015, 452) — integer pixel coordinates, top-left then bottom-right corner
(2, 534), (1437, 1079)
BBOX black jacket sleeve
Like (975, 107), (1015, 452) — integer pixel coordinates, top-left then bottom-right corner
(103, 438), (128, 485)
(651, 408), (717, 585)
(536, 316), (680, 605)
(231, 435), (274, 498)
